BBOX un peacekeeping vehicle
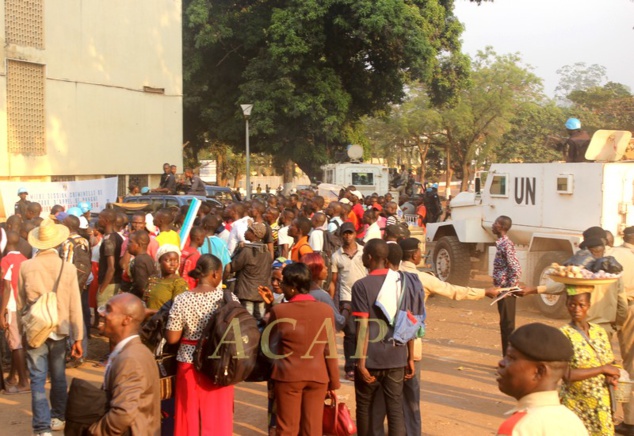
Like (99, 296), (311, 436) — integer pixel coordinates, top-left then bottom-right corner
(321, 144), (392, 198)
(425, 130), (634, 317)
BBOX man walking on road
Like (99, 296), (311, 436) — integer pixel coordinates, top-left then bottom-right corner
(492, 215), (521, 356)
(18, 219), (84, 436)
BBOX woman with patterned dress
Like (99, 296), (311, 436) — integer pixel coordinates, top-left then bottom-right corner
(560, 286), (620, 436)
(165, 254), (239, 435)
(144, 244), (188, 311)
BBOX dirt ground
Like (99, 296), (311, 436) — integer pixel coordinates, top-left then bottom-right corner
(1, 274), (625, 435)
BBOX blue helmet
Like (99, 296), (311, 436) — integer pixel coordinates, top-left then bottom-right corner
(565, 118), (581, 130)
(78, 201), (92, 213)
(432, 183), (439, 189)
(17, 187), (28, 195)
(141, 186), (150, 194)
(67, 207), (83, 217)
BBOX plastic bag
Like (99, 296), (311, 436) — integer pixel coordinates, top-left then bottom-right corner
(590, 256), (623, 274)
(563, 249), (596, 268)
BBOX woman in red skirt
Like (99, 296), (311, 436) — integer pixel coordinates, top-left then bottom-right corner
(166, 254), (238, 435)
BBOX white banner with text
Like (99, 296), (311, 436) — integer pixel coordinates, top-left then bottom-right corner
(0, 178), (118, 217)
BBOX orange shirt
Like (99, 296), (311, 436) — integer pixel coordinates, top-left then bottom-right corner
(290, 236), (313, 262)
(347, 210), (359, 231)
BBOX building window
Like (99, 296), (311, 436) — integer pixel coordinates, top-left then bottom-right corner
(51, 176), (76, 182)
(7, 60), (46, 155)
(129, 175), (149, 191)
(5, 0), (45, 49)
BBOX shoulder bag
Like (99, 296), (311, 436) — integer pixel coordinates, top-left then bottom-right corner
(21, 262), (64, 348)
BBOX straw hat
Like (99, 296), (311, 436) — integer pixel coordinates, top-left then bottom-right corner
(28, 218), (70, 250)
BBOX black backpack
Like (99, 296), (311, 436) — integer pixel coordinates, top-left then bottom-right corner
(193, 291), (261, 386)
(321, 228), (342, 258)
(65, 235), (92, 290)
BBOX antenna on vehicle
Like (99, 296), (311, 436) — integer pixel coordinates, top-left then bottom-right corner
(347, 144), (364, 163)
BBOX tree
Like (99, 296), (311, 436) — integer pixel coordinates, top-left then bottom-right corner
(496, 102), (564, 163)
(567, 82), (634, 131)
(555, 62), (607, 105)
(182, 0), (470, 184)
(438, 48), (543, 191)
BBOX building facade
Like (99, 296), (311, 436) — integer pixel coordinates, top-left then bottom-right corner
(0, 0), (183, 194)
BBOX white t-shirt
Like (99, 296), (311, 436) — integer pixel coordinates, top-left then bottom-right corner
(278, 226), (293, 247)
(309, 229), (324, 251)
(363, 222), (382, 243)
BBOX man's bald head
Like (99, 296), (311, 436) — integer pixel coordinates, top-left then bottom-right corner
(106, 293), (146, 334)
(113, 293), (145, 325)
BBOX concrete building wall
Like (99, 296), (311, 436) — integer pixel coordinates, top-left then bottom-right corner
(0, 0), (183, 180)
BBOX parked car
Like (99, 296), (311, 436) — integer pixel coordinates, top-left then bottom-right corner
(204, 184), (238, 204)
(114, 194), (222, 216)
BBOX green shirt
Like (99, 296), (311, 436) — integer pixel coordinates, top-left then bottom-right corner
(145, 276), (188, 310)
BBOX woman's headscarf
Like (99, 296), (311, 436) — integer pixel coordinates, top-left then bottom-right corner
(156, 244), (181, 264)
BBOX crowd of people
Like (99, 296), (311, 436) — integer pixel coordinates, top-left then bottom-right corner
(0, 178), (633, 436)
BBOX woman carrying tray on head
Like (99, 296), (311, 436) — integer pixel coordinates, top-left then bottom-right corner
(560, 284), (620, 436)
(518, 226), (628, 339)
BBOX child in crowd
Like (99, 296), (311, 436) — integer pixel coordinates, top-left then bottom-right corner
(180, 226), (205, 289)
(0, 231), (29, 394)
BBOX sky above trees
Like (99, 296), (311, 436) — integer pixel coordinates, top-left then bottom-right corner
(454, 0), (634, 96)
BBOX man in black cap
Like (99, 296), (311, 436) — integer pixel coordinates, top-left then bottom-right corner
(611, 226), (634, 435)
(384, 224), (409, 244)
(519, 226), (628, 338)
(330, 221), (367, 381)
(495, 323), (588, 435)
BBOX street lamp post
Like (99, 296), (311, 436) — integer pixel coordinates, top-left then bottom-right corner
(240, 104), (253, 200)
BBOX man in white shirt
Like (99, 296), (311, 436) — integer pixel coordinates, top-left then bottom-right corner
(325, 202), (344, 233)
(227, 203), (251, 254)
(308, 212), (328, 252)
(276, 209), (295, 259)
(362, 209), (382, 243)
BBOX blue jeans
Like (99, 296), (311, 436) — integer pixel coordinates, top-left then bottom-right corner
(26, 338), (68, 433)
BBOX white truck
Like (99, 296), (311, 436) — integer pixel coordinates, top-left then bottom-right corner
(425, 130), (634, 317)
(321, 144), (393, 198)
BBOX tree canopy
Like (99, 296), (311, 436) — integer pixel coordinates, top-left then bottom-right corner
(183, 0), (470, 180)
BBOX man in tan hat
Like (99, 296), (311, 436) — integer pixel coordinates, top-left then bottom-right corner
(17, 218), (84, 436)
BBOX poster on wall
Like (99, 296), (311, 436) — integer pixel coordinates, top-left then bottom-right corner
(0, 178), (118, 218)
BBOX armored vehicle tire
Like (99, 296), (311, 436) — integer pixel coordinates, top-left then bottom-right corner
(533, 252), (570, 319)
(433, 236), (470, 286)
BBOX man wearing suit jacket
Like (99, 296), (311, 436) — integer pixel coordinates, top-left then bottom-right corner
(89, 293), (160, 436)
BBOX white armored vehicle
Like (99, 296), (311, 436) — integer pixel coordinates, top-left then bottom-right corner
(426, 130), (634, 317)
(321, 144), (393, 198)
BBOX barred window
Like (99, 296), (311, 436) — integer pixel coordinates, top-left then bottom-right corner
(7, 60), (46, 155)
(5, 0), (45, 49)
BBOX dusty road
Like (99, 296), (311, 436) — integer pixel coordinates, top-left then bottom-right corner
(2, 276), (621, 435)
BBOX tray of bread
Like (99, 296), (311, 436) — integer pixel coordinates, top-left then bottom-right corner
(547, 263), (620, 285)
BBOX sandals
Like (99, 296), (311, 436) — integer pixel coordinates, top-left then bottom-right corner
(3, 384), (30, 395)
(345, 371), (355, 381)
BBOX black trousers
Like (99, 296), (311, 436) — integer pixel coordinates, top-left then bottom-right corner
(339, 301), (356, 373)
(497, 296), (516, 356)
(355, 367), (406, 436)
